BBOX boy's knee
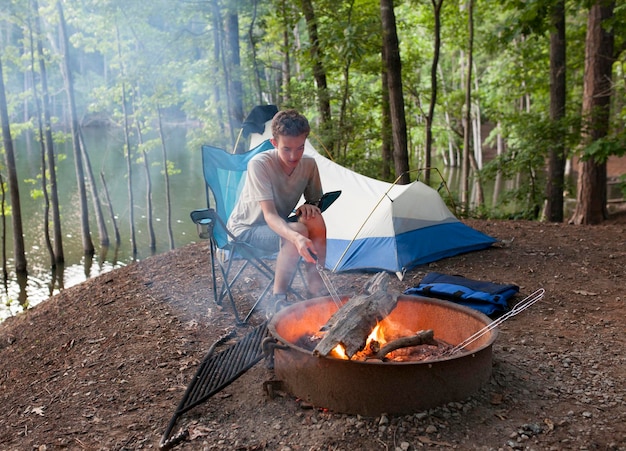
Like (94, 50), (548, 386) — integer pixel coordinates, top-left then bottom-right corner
(300, 214), (326, 232)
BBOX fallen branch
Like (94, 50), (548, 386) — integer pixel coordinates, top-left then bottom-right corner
(374, 330), (436, 360)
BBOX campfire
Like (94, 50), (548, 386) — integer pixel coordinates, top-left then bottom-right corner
(300, 315), (453, 362)
(293, 272), (454, 362)
(266, 273), (498, 416)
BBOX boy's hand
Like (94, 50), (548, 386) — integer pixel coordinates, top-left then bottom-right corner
(294, 235), (317, 263)
(296, 204), (320, 220)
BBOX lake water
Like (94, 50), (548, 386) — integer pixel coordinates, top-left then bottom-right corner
(1, 126), (205, 321)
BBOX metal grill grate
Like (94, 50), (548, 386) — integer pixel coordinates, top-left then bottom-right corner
(160, 321), (269, 449)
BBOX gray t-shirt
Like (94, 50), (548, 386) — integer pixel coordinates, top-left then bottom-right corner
(227, 150), (323, 238)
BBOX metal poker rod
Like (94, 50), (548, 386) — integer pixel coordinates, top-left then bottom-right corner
(446, 288), (546, 356)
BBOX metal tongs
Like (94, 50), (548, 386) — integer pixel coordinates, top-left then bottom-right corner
(445, 288), (546, 356)
(309, 251), (342, 308)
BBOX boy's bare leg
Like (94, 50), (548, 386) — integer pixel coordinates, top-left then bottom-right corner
(299, 214), (327, 296)
(274, 237), (300, 295)
(274, 216), (327, 296)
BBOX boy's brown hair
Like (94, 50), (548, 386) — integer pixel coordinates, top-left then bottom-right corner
(271, 109), (310, 139)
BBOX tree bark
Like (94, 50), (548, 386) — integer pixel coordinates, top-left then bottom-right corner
(570, 1), (614, 225)
(247, 0), (264, 105)
(380, 0), (410, 184)
(211, 0), (225, 135)
(0, 58), (28, 273)
(0, 173), (7, 281)
(79, 131), (109, 247)
(100, 173), (121, 246)
(279, 0), (291, 105)
(545, 0), (567, 222)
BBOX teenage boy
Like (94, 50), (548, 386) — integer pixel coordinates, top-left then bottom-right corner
(227, 109), (327, 315)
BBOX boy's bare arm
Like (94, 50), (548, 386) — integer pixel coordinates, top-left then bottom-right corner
(259, 199), (317, 263)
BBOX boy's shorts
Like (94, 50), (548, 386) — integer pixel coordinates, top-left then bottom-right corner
(236, 225), (280, 253)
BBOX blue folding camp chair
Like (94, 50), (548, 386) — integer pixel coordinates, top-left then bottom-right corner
(190, 140), (306, 324)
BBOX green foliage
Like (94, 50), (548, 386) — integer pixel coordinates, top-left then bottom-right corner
(580, 136), (626, 164)
(162, 160), (181, 177)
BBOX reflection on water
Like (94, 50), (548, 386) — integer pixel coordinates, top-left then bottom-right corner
(2, 258), (124, 320)
(1, 230), (198, 321)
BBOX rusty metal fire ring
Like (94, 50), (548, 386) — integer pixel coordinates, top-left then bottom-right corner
(267, 294), (498, 416)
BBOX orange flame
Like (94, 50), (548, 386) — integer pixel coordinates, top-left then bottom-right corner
(331, 344), (348, 359)
(367, 323), (387, 346)
(330, 322), (389, 361)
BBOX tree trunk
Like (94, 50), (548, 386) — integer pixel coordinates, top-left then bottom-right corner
(279, 0), (291, 105)
(471, 71), (483, 170)
(57, 0), (94, 256)
(0, 59), (28, 273)
(134, 118), (155, 252)
(100, 172), (121, 246)
(57, 1), (94, 256)
(381, 52), (392, 181)
(211, 0), (225, 135)
(461, 0), (474, 211)
(301, 0), (333, 152)
(437, 65), (458, 168)
(225, 11), (245, 149)
(157, 106), (175, 250)
(0, 173), (7, 281)
(26, 12), (55, 267)
(34, 0), (64, 263)
(545, 0), (567, 222)
(492, 125), (504, 206)
(380, 0), (410, 184)
(79, 131), (109, 246)
(425, 0), (444, 186)
(248, 0), (264, 105)
(570, 1), (614, 225)
(115, 26), (136, 255)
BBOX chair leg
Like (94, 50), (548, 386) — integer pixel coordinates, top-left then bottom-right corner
(243, 279), (274, 323)
(214, 256), (245, 325)
(209, 240), (220, 306)
(214, 253), (277, 325)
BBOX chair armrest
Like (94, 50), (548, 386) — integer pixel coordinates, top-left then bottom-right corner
(286, 190), (341, 222)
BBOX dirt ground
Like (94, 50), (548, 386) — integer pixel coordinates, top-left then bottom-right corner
(1, 214), (625, 451)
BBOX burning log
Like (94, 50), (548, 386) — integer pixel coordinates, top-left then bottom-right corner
(314, 272), (399, 358)
(374, 329), (436, 360)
